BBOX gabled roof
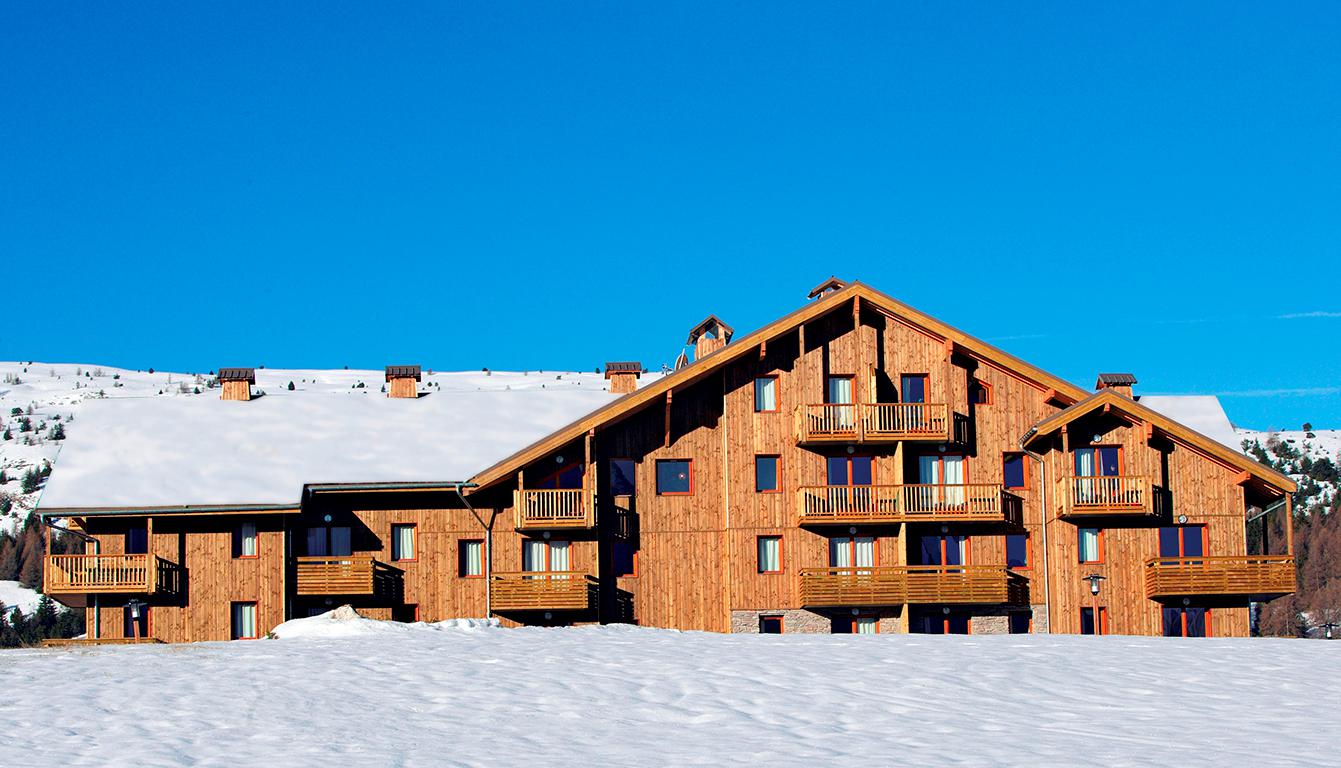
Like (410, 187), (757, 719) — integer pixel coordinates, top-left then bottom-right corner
(1022, 389), (1294, 492)
(686, 315), (734, 344)
(469, 281), (1093, 490)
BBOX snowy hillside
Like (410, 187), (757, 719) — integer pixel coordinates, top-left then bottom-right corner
(0, 580), (42, 615)
(1237, 427), (1340, 514)
(3, 618), (1336, 766)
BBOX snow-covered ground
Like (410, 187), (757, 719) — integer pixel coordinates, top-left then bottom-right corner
(1238, 427), (1341, 512)
(0, 579), (42, 615)
(1, 617), (1334, 767)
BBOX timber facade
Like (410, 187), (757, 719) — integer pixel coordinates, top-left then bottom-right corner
(40, 281), (1296, 641)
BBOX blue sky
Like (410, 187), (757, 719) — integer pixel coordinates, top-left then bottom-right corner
(2, 3), (1338, 429)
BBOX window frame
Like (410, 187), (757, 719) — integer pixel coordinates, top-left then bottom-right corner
(612, 541), (639, 578)
(824, 374), (855, 405)
(1006, 533), (1031, 571)
(970, 378), (993, 406)
(523, 539), (571, 571)
(756, 535), (784, 574)
(754, 454), (782, 493)
(458, 539), (485, 578)
(753, 375), (780, 413)
(655, 459), (694, 496)
(829, 535), (880, 568)
(826, 454), (875, 486)
(1002, 452), (1028, 490)
(759, 615), (784, 634)
(391, 523), (417, 563)
(900, 373), (930, 404)
(231, 601), (259, 641)
(833, 615), (880, 634)
(1080, 606), (1109, 636)
(1163, 606), (1213, 638)
(1078, 527), (1105, 564)
(918, 533), (971, 567)
(233, 521), (259, 559)
(1073, 445), (1124, 476)
(1159, 524), (1208, 559)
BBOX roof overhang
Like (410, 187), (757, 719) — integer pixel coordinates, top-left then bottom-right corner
(305, 481), (474, 494)
(38, 503), (301, 519)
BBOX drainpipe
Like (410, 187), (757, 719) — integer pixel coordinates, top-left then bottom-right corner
(454, 484), (491, 617)
(1017, 434), (1051, 634)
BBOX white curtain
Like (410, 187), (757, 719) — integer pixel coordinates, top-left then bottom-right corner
(943, 456), (965, 506)
(549, 541), (570, 578)
(829, 537), (852, 568)
(1079, 529), (1099, 562)
(827, 377), (853, 404)
(1075, 450), (1096, 502)
(240, 522), (257, 557)
(305, 527), (327, 557)
(918, 456), (940, 484)
(855, 617), (877, 635)
(523, 540), (547, 572)
(758, 538), (780, 572)
(233, 603), (256, 639)
(331, 527), (352, 557)
(755, 378), (777, 411)
(394, 526), (415, 560)
(463, 541), (482, 576)
(855, 536), (875, 575)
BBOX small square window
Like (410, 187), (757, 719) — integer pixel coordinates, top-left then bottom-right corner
(1078, 528), (1103, 564)
(1006, 534), (1029, 569)
(613, 542), (638, 577)
(610, 459), (636, 496)
(755, 455), (780, 493)
(391, 524), (416, 562)
(759, 615), (784, 634)
(458, 539), (484, 577)
(970, 378), (992, 405)
(1003, 453), (1027, 490)
(656, 459), (693, 495)
(754, 377), (779, 412)
(757, 536), (782, 574)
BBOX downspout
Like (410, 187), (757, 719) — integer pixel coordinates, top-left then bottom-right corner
(1019, 427), (1051, 633)
(453, 484), (491, 617)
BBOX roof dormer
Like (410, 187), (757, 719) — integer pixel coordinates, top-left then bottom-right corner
(687, 315), (733, 361)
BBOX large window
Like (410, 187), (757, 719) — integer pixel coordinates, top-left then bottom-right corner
(304, 526), (352, 557)
(537, 462), (584, 489)
(755, 455), (781, 493)
(829, 536), (876, 569)
(1163, 607), (1210, 637)
(920, 535), (968, 568)
(1078, 528), (1104, 563)
(1074, 446), (1121, 477)
(1006, 534), (1030, 569)
(970, 378), (992, 405)
(231, 602), (258, 640)
(392, 524), (416, 562)
(825, 375), (854, 405)
(125, 526), (148, 555)
(613, 542), (638, 577)
(916, 612), (970, 635)
(458, 540), (484, 578)
(1002, 453), (1027, 490)
(1080, 607), (1109, 635)
(609, 459), (636, 496)
(900, 374), (928, 404)
(757, 536), (782, 574)
(656, 459), (693, 495)
(826, 455), (873, 486)
(233, 521), (258, 559)
(523, 539), (570, 573)
(754, 376), (779, 412)
(1159, 526), (1206, 560)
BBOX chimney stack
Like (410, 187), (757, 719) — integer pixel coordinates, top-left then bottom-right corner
(217, 368), (256, 401)
(807, 276), (848, 300)
(1095, 373), (1137, 398)
(385, 365), (422, 398)
(686, 315), (734, 362)
(604, 362), (642, 394)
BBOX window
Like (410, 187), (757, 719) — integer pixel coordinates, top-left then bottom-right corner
(304, 526), (352, 557)
(919, 535), (968, 567)
(1073, 446), (1121, 477)
(833, 616), (879, 634)
(233, 521), (258, 559)
(523, 539), (570, 573)
(391, 524), (416, 562)
(1009, 612), (1032, 634)
(1163, 607), (1210, 638)
(458, 540), (484, 577)
(231, 602), (258, 640)
(613, 541), (638, 577)
(757, 536), (782, 574)
(656, 459), (693, 495)
(392, 604), (419, 623)
(537, 462), (584, 489)
(123, 604), (150, 639)
(915, 613), (970, 634)
(970, 378), (992, 405)
(918, 453), (966, 506)
(1080, 606), (1109, 636)
(825, 375), (854, 405)
(754, 376), (779, 412)
(609, 459), (636, 496)
(829, 536), (876, 569)
(1006, 534), (1030, 569)
(1002, 453), (1027, 490)
(1158, 526), (1206, 561)
(755, 455), (781, 493)
(900, 374), (928, 404)
(826, 455), (873, 486)
(125, 526), (148, 555)
(1078, 528), (1104, 563)
(759, 615), (784, 634)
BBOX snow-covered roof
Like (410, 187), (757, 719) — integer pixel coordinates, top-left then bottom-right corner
(1136, 395), (1240, 450)
(38, 370), (627, 510)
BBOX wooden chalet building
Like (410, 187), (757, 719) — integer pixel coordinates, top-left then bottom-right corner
(38, 280), (1296, 641)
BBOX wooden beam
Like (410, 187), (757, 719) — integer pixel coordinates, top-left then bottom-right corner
(1233, 470), (1252, 486)
(1061, 425), (1069, 454)
(854, 296), (865, 404)
(664, 390), (673, 448)
(759, 340), (766, 361)
(1285, 493), (1294, 555)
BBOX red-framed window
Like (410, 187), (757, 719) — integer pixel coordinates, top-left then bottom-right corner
(231, 602), (259, 640)
(391, 524), (417, 562)
(1162, 607), (1211, 637)
(756, 536), (783, 574)
(825, 375), (854, 405)
(655, 459), (693, 495)
(919, 534), (970, 567)
(233, 521), (258, 559)
(1158, 525), (1207, 560)
(826, 455), (874, 486)
(917, 613), (971, 634)
(828, 536), (878, 568)
(1074, 446), (1122, 477)
(392, 604), (420, 623)
(1080, 606), (1109, 635)
(1006, 533), (1030, 570)
(832, 615), (879, 634)
(759, 615), (784, 634)
(970, 378), (992, 405)
(458, 539), (484, 577)
(755, 455), (781, 493)
(1002, 453), (1028, 490)
(1078, 527), (1105, 564)
(900, 374), (929, 404)
(613, 541), (639, 577)
(754, 376), (779, 413)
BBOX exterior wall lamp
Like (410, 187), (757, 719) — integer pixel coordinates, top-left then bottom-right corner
(1083, 573), (1106, 596)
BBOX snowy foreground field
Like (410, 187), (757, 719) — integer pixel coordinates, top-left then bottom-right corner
(1, 615), (1334, 767)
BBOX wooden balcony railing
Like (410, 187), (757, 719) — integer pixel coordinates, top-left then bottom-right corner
(796, 403), (953, 443)
(799, 565), (1024, 607)
(1144, 555), (1296, 599)
(44, 554), (181, 595)
(490, 571), (597, 612)
(1061, 475), (1153, 517)
(514, 489), (595, 529)
(294, 555), (400, 596)
(796, 484), (1019, 525)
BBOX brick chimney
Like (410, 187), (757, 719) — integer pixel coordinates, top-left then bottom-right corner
(1095, 373), (1137, 398)
(385, 365), (422, 398)
(687, 315), (734, 361)
(604, 362), (642, 394)
(217, 368), (256, 401)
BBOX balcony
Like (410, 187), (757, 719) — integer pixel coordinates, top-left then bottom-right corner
(796, 484), (1020, 526)
(514, 489), (595, 530)
(293, 555), (401, 596)
(795, 403), (951, 444)
(1060, 475), (1154, 518)
(44, 554), (181, 596)
(799, 565), (1025, 607)
(1144, 555), (1296, 599)
(490, 571), (597, 612)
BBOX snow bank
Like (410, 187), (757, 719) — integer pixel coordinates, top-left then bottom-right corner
(3, 626), (1334, 766)
(269, 606), (497, 639)
(0, 580), (42, 615)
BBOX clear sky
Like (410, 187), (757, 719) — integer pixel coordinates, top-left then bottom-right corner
(2, 3), (1338, 430)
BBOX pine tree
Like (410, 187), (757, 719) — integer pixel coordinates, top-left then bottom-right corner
(21, 468), (40, 493)
(49, 422), (65, 440)
(287, 381), (295, 391)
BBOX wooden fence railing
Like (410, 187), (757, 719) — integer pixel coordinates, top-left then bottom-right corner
(1062, 475), (1152, 516)
(514, 489), (594, 529)
(490, 571), (597, 611)
(796, 484), (1018, 525)
(861, 403), (950, 441)
(294, 555), (399, 596)
(799, 565), (1024, 607)
(795, 403), (859, 442)
(44, 554), (181, 595)
(1143, 555), (1296, 598)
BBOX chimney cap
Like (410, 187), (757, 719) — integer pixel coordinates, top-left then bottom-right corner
(217, 367), (256, 383)
(687, 315), (734, 345)
(807, 276), (848, 299)
(1095, 373), (1137, 389)
(385, 365), (422, 382)
(604, 362), (642, 378)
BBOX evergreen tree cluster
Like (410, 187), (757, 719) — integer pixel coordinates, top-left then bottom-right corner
(0, 515), (83, 647)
